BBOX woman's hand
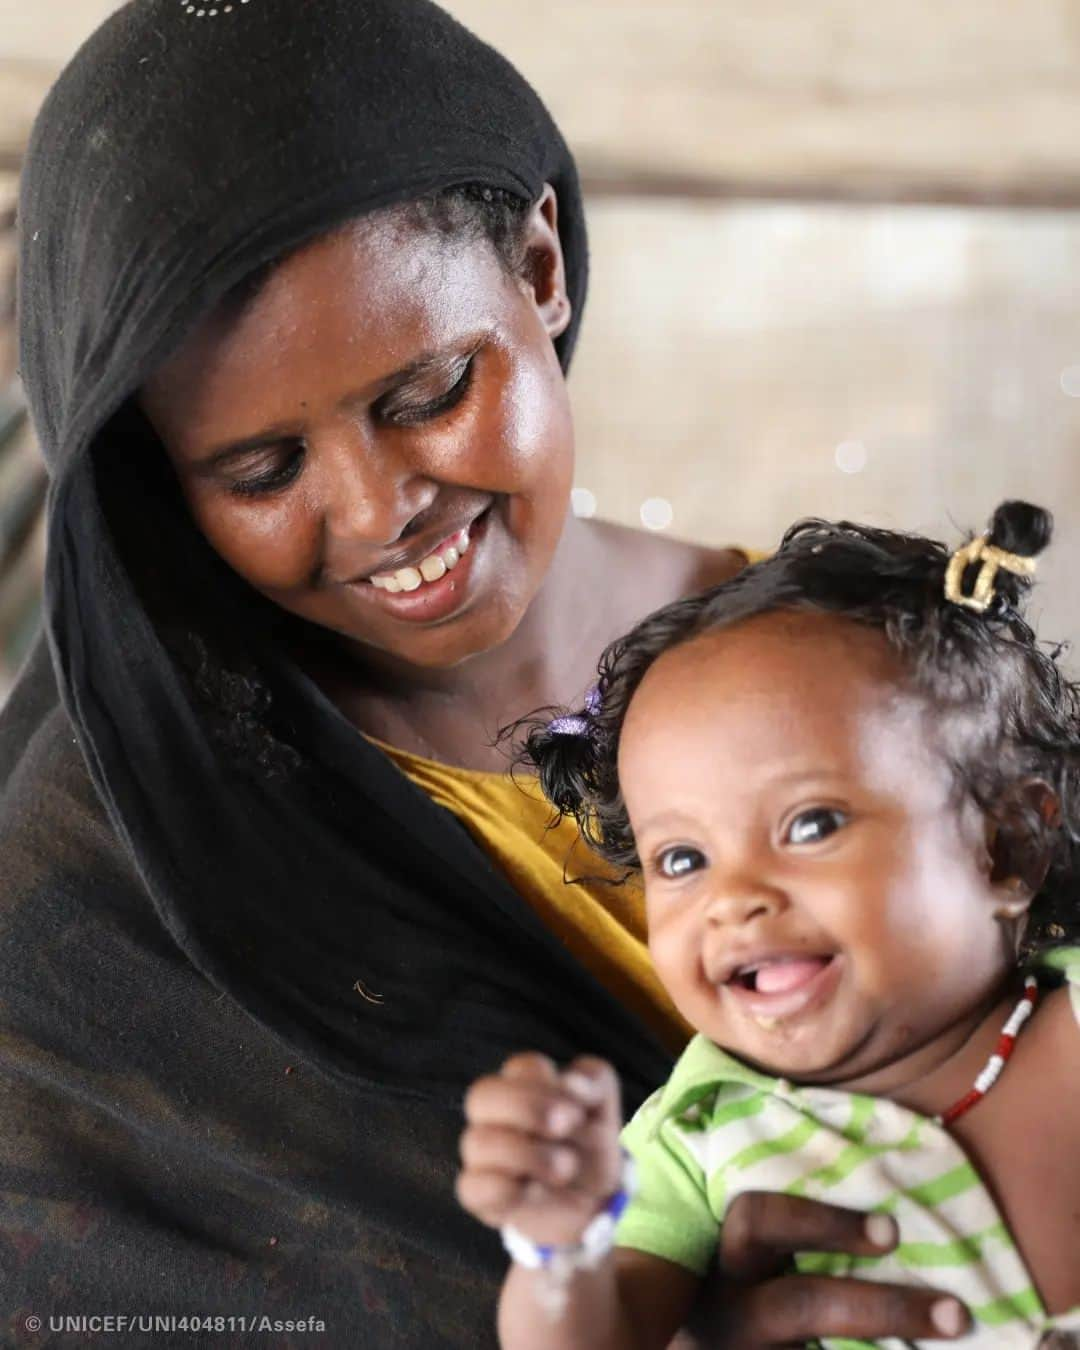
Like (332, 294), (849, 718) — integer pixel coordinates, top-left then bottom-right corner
(457, 1051), (624, 1247)
(677, 1193), (971, 1348)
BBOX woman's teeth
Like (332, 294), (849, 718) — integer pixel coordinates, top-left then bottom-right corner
(369, 528), (470, 593)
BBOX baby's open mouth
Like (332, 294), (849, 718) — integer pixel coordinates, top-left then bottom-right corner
(726, 954), (835, 996)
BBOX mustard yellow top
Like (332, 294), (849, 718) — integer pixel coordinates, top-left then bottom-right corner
(366, 735), (695, 1057)
(366, 547), (770, 1060)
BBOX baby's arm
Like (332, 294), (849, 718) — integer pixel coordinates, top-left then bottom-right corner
(500, 1244), (701, 1350)
(457, 1052), (701, 1350)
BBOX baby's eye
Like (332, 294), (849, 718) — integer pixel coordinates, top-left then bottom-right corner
(655, 847), (707, 879)
(784, 808), (848, 846)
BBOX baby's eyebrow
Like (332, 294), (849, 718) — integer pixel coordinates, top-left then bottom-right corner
(632, 808), (704, 836)
(633, 769), (854, 834)
(765, 767), (850, 791)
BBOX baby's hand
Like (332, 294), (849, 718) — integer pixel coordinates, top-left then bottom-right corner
(457, 1052), (624, 1248)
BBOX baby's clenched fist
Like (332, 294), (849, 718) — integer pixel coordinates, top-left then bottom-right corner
(456, 1051), (624, 1248)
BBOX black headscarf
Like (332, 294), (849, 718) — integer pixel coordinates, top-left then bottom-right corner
(2, 1), (672, 1340)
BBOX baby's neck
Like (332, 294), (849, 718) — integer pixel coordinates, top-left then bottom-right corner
(818, 977), (1024, 1117)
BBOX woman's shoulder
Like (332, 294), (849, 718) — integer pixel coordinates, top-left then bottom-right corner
(2, 637), (90, 818)
(592, 519), (751, 602)
(0, 631), (61, 785)
(685, 541), (755, 593)
(0, 631), (134, 904)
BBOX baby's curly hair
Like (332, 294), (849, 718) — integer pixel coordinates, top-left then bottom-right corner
(515, 501), (1080, 956)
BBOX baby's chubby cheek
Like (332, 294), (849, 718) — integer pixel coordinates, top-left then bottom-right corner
(832, 940), (947, 1043)
(645, 927), (696, 1001)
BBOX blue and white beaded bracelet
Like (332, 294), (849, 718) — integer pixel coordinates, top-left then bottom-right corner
(500, 1151), (637, 1317)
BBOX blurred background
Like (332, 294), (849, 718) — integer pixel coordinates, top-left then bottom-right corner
(3, 1), (1080, 704)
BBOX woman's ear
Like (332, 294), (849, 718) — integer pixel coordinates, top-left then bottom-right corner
(986, 777), (1061, 917)
(519, 183), (572, 341)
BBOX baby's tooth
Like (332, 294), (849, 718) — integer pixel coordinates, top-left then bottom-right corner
(396, 567), (423, 592)
(442, 546), (461, 570)
(382, 575), (403, 594)
(419, 555), (448, 583)
(455, 528), (471, 556)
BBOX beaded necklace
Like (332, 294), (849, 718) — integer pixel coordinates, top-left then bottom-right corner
(933, 975), (1039, 1127)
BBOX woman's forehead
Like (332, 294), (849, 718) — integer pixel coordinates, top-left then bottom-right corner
(205, 212), (470, 342)
(140, 213), (508, 421)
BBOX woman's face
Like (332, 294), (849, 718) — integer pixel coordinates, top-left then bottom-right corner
(138, 189), (574, 671)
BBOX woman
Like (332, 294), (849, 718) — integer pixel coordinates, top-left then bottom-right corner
(0, 1), (971, 1344)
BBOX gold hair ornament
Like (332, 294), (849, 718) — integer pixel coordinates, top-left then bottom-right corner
(943, 535), (1037, 613)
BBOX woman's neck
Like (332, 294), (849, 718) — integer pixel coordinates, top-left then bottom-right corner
(372, 511), (616, 705)
(299, 511), (744, 768)
(291, 515), (618, 768)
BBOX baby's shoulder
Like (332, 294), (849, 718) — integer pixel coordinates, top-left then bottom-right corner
(623, 1078), (764, 1154)
(987, 981), (1080, 1177)
(979, 984), (1080, 1314)
(1033, 980), (1080, 1063)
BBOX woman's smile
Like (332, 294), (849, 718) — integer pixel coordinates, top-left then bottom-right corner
(343, 502), (495, 626)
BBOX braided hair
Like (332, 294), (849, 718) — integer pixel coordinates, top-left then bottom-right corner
(514, 501), (1080, 955)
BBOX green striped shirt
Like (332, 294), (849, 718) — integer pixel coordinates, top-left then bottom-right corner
(616, 951), (1080, 1348)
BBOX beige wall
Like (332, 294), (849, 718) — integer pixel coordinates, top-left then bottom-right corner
(7, 1), (1080, 199)
(571, 198), (1080, 648)
(3, 2), (1080, 687)
(442, 0), (1080, 203)
(0, 1), (119, 62)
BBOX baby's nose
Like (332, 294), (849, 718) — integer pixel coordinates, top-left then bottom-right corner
(703, 879), (785, 927)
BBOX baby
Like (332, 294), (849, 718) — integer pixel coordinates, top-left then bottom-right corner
(457, 501), (1080, 1349)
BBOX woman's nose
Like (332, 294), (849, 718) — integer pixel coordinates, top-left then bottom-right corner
(313, 426), (437, 547)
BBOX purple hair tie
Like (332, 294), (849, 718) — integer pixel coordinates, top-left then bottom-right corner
(548, 715), (590, 737)
(548, 685), (602, 738)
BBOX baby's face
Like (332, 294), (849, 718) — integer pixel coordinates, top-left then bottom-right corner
(618, 610), (1015, 1090)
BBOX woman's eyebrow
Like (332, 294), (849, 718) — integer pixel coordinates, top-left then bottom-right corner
(191, 346), (455, 470)
(194, 425), (300, 472)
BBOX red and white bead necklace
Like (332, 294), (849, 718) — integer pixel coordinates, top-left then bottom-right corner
(933, 975), (1039, 1128)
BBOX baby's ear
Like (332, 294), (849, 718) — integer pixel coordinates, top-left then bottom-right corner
(986, 777), (1061, 916)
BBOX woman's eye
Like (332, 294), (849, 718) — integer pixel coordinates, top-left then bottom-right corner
(655, 847), (707, 879)
(784, 808), (848, 846)
(381, 355), (476, 426)
(228, 447), (305, 498)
